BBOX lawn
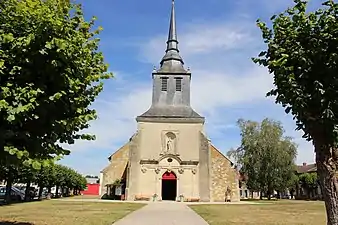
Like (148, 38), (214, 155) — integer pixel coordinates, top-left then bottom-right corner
(0, 200), (145, 225)
(190, 200), (326, 225)
(69, 195), (100, 199)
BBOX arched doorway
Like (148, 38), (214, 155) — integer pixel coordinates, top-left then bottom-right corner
(161, 171), (177, 201)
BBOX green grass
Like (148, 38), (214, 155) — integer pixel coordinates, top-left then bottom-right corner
(190, 200), (326, 225)
(0, 200), (145, 225)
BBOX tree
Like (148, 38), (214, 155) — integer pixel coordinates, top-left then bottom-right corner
(0, 0), (111, 202)
(228, 118), (297, 200)
(253, 0), (338, 223)
(16, 164), (38, 201)
(299, 173), (319, 198)
(287, 172), (300, 199)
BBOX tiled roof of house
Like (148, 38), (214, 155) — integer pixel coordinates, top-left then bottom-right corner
(296, 163), (316, 173)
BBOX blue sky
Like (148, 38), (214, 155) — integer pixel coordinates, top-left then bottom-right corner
(61, 0), (323, 175)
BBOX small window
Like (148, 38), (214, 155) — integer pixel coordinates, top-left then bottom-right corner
(175, 78), (182, 91)
(161, 77), (168, 91)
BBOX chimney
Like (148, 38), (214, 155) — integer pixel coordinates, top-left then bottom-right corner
(303, 162), (307, 166)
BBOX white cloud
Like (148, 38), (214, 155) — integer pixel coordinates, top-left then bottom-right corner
(68, 19), (315, 171)
(67, 81), (151, 152)
(142, 21), (256, 65)
(190, 67), (273, 114)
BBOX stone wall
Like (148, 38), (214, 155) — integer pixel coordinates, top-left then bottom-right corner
(198, 132), (210, 201)
(210, 145), (240, 202)
(100, 142), (130, 196)
(126, 131), (141, 200)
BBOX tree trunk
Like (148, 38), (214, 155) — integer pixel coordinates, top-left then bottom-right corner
(315, 142), (338, 225)
(290, 189), (294, 199)
(260, 190), (263, 200)
(38, 184), (44, 200)
(24, 181), (31, 201)
(5, 172), (13, 204)
(47, 186), (52, 199)
(55, 186), (59, 198)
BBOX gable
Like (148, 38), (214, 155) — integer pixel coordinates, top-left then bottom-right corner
(210, 143), (234, 167)
(101, 141), (130, 174)
(107, 141), (130, 162)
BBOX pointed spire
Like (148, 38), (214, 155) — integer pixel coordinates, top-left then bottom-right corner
(158, 0), (186, 72)
(167, 0), (178, 52)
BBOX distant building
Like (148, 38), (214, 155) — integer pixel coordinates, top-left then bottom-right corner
(82, 177), (100, 196)
(294, 162), (322, 200)
(238, 173), (260, 199)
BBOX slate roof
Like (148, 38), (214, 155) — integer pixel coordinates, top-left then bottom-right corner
(138, 106), (203, 119)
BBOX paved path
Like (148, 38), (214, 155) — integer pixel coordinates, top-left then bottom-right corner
(112, 202), (209, 225)
(53, 198), (261, 205)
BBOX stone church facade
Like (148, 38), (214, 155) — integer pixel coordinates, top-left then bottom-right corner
(100, 0), (240, 202)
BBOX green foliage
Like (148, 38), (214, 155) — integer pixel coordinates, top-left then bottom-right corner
(252, 0), (338, 145)
(253, 1), (338, 221)
(113, 179), (122, 186)
(228, 118), (298, 195)
(299, 172), (319, 190)
(0, 0), (112, 167)
(14, 162), (87, 192)
(288, 171), (300, 190)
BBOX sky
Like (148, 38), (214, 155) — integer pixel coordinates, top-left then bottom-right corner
(60, 0), (323, 175)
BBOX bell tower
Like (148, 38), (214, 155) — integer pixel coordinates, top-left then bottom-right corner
(137, 0), (204, 123)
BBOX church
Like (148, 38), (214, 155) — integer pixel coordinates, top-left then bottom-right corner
(100, 0), (240, 202)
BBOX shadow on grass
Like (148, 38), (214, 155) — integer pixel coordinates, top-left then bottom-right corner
(0, 198), (45, 206)
(0, 222), (33, 225)
(240, 199), (279, 202)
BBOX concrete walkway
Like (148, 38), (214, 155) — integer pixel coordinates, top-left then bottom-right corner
(112, 201), (209, 225)
(53, 198), (262, 205)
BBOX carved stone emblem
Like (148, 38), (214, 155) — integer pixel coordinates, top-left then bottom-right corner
(155, 168), (161, 174)
(178, 168), (184, 174)
(192, 168), (197, 175)
(141, 167), (147, 173)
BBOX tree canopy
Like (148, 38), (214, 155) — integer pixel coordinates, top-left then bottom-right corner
(253, 0), (338, 223)
(228, 118), (297, 199)
(0, 0), (111, 203)
(14, 163), (87, 199)
(0, 0), (112, 168)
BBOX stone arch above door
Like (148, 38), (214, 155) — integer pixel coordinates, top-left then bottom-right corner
(158, 154), (181, 167)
